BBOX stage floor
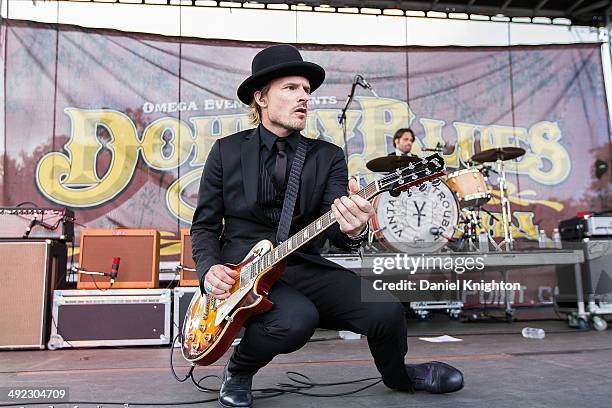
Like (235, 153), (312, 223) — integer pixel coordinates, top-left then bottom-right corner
(1, 318), (611, 408)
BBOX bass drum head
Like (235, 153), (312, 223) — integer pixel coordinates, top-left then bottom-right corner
(371, 180), (459, 253)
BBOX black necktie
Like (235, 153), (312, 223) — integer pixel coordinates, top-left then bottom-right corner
(273, 139), (287, 190)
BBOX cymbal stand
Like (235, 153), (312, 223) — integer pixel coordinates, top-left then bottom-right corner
(497, 159), (513, 250)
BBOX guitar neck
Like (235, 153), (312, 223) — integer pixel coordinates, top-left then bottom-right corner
(252, 181), (380, 273)
(246, 154), (444, 278)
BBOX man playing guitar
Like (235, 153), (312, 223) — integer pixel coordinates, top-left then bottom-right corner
(190, 44), (463, 408)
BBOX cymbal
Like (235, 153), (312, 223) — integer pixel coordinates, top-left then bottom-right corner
(366, 155), (421, 173)
(471, 147), (526, 163)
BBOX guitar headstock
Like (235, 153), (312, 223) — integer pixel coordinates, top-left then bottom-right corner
(377, 153), (446, 195)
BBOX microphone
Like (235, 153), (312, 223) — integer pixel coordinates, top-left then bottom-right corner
(430, 227), (455, 242)
(355, 75), (379, 98)
(110, 257), (120, 286)
(480, 165), (498, 177)
(430, 227), (442, 236)
(422, 142), (446, 152)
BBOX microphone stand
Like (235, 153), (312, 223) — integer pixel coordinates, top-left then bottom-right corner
(338, 76), (360, 165)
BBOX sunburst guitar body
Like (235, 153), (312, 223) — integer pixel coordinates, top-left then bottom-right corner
(181, 240), (285, 365)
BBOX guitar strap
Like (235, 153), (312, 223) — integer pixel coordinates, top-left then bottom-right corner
(276, 136), (310, 244)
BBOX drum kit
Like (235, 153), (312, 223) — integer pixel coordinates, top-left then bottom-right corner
(364, 146), (526, 253)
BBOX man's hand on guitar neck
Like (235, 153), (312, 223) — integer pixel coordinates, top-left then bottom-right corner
(332, 177), (375, 238)
(203, 265), (238, 299)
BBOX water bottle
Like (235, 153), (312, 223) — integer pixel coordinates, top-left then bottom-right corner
(521, 327), (545, 339)
(552, 228), (562, 249)
(538, 229), (548, 248)
(478, 231), (489, 252)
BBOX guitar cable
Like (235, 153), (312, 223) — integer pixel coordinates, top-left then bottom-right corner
(170, 332), (385, 401)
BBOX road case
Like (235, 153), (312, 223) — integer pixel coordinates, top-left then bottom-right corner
(48, 289), (171, 349)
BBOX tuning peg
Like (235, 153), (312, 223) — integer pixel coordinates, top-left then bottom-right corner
(431, 179), (441, 186)
(418, 183), (428, 192)
(389, 190), (401, 198)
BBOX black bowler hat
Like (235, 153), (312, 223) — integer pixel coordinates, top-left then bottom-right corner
(237, 44), (325, 105)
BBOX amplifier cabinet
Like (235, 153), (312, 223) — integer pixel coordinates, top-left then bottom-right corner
(560, 216), (612, 240)
(0, 207), (74, 241)
(179, 228), (198, 286)
(48, 289), (171, 349)
(555, 240), (612, 309)
(77, 229), (160, 289)
(0, 240), (67, 350)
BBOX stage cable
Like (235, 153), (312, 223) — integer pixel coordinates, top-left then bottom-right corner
(169, 330), (384, 402)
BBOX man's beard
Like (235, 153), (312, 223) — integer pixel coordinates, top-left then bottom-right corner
(269, 111), (306, 132)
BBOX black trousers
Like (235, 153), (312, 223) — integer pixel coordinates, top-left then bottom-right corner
(229, 260), (413, 390)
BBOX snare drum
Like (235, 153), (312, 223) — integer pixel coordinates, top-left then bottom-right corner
(445, 168), (491, 208)
(370, 180), (460, 253)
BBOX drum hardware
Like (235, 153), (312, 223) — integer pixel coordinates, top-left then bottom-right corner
(471, 147), (526, 251)
(365, 225), (384, 252)
(456, 211), (479, 252)
(479, 164), (498, 177)
(456, 209), (502, 252)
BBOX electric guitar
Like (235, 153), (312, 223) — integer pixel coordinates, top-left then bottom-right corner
(181, 153), (446, 365)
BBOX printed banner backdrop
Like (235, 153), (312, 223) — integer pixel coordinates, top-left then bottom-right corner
(1, 20), (611, 306)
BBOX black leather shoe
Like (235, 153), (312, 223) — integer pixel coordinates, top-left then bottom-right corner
(219, 365), (253, 408)
(407, 361), (464, 394)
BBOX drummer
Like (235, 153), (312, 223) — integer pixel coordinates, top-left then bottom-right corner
(390, 128), (418, 157)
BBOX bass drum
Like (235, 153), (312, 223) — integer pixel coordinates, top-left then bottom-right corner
(370, 180), (460, 253)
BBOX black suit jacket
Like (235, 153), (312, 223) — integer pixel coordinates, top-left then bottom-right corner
(190, 127), (358, 281)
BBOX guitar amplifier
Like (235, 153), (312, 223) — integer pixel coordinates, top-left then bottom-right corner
(560, 214), (612, 240)
(0, 207), (74, 241)
(77, 229), (160, 289)
(0, 240), (67, 349)
(48, 289), (171, 349)
(179, 228), (199, 286)
(555, 240), (612, 308)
